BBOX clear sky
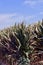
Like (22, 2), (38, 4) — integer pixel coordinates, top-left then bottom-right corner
(0, 0), (43, 29)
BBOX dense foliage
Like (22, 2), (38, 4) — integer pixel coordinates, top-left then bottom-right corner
(0, 21), (43, 65)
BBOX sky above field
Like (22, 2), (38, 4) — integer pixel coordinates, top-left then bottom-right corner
(0, 0), (43, 29)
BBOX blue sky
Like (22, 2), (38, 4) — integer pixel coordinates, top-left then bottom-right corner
(0, 0), (43, 29)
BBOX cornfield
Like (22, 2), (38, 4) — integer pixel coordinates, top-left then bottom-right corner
(0, 21), (43, 65)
